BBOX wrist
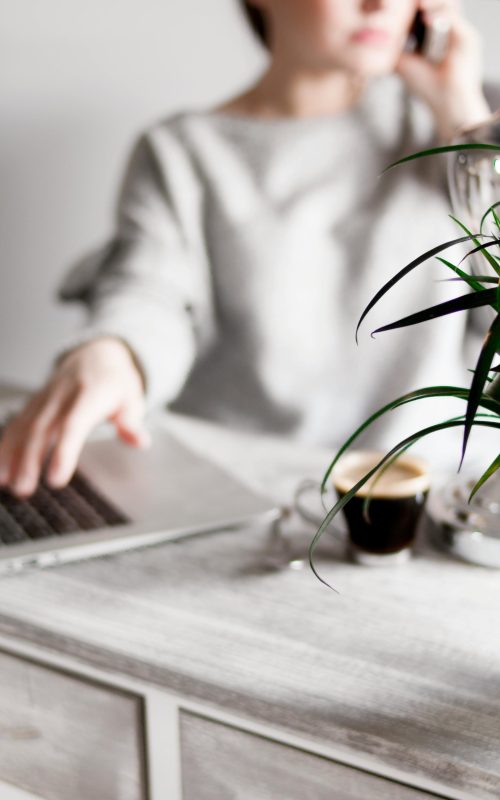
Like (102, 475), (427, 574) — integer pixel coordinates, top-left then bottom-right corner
(56, 336), (146, 395)
(433, 90), (491, 142)
(96, 337), (147, 395)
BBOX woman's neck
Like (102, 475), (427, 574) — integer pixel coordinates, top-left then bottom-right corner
(221, 59), (368, 120)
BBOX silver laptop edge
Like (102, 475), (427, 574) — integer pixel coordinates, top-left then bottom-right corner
(0, 509), (280, 575)
(0, 421), (280, 575)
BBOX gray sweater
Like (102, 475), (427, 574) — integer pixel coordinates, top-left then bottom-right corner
(60, 76), (492, 464)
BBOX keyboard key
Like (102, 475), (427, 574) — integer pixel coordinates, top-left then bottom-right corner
(0, 428), (129, 545)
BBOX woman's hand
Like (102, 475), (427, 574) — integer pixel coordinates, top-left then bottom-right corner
(0, 337), (149, 498)
(396, 0), (491, 141)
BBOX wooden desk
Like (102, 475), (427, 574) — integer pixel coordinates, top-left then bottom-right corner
(0, 389), (499, 800)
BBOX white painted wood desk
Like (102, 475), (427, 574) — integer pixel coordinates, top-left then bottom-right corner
(0, 386), (498, 800)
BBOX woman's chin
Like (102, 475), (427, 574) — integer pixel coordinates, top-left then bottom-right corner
(342, 50), (400, 79)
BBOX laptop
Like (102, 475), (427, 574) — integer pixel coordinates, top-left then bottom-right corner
(0, 420), (279, 575)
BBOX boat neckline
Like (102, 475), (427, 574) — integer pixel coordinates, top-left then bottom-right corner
(193, 105), (361, 128)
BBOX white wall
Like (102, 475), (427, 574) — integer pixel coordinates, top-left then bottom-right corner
(0, 0), (266, 388)
(1, 0), (498, 389)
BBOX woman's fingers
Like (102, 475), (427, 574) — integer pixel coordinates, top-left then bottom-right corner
(45, 389), (114, 489)
(45, 380), (146, 488)
(8, 420), (56, 497)
(398, 0), (488, 139)
(110, 403), (150, 448)
(418, 0), (460, 16)
(419, 0), (460, 13)
(0, 338), (147, 496)
(418, 0), (478, 56)
(0, 385), (69, 496)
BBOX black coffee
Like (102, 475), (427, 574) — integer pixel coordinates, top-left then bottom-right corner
(336, 489), (428, 554)
(333, 453), (430, 556)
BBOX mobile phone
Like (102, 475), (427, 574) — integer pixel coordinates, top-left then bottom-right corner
(406, 10), (449, 63)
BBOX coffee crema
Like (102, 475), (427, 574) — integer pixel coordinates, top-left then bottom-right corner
(332, 451), (430, 557)
(332, 451), (430, 499)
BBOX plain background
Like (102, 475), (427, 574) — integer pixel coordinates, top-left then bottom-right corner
(1, 0), (499, 388)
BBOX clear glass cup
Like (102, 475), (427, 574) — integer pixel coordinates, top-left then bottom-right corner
(444, 110), (500, 543)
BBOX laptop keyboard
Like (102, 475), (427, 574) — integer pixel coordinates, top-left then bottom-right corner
(0, 472), (129, 546)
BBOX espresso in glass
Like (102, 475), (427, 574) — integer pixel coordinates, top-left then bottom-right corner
(332, 451), (430, 565)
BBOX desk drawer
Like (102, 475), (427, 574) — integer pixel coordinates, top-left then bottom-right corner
(180, 711), (445, 800)
(0, 649), (147, 800)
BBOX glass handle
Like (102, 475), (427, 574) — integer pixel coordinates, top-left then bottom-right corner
(293, 478), (346, 539)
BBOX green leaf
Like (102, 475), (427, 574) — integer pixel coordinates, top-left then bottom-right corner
(320, 385), (500, 493)
(436, 256), (494, 293)
(468, 369), (494, 383)
(480, 202), (500, 234)
(360, 408), (497, 519)
(459, 238), (500, 268)
(361, 411), (497, 519)
(461, 313), (500, 467)
(383, 143), (500, 173)
(371, 289), (498, 336)
(493, 210), (500, 236)
(440, 276), (499, 285)
(450, 216), (500, 277)
(468, 454), (500, 502)
(361, 441), (415, 521)
(356, 235), (481, 342)
(487, 373), (500, 402)
(310, 417), (500, 590)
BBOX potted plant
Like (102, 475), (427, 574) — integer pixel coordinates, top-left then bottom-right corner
(309, 121), (500, 588)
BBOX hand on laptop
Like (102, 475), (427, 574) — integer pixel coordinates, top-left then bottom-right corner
(0, 337), (149, 498)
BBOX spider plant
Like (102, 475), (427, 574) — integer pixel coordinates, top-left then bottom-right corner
(310, 141), (500, 588)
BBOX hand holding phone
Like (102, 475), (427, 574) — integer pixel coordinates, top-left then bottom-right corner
(406, 10), (450, 63)
(397, 4), (489, 141)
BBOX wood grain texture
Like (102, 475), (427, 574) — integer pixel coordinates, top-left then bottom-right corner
(0, 649), (147, 800)
(180, 711), (446, 800)
(0, 389), (500, 799)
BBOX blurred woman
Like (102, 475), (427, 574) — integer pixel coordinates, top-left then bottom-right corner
(0, 0), (491, 496)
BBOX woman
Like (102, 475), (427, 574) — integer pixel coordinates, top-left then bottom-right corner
(0, 0), (491, 496)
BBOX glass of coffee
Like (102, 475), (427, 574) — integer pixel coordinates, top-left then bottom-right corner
(332, 451), (430, 565)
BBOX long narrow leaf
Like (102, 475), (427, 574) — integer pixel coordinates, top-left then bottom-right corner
(469, 370), (494, 383)
(492, 210), (500, 238)
(480, 202), (500, 234)
(459, 238), (500, 267)
(468, 454), (500, 502)
(372, 289), (497, 336)
(462, 313), (500, 466)
(311, 418), (500, 590)
(436, 256), (494, 293)
(320, 385), (500, 492)
(451, 216), (500, 277)
(362, 412), (498, 519)
(487, 374), (500, 402)
(383, 143), (500, 173)
(362, 440), (422, 520)
(439, 276), (499, 285)
(356, 235), (481, 341)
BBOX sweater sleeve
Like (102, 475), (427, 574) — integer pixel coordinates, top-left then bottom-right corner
(58, 126), (214, 410)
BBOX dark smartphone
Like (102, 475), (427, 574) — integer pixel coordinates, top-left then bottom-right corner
(406, 10), (449, 63)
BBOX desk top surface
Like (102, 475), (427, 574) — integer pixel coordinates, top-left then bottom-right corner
(0, 386), (499, 800)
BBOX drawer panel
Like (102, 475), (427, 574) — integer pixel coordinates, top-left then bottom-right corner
(180, 711), (445, 800)
(0, 649), (147, 800)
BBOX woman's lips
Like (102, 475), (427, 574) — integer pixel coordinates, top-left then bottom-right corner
(351, 28), (391, 45)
